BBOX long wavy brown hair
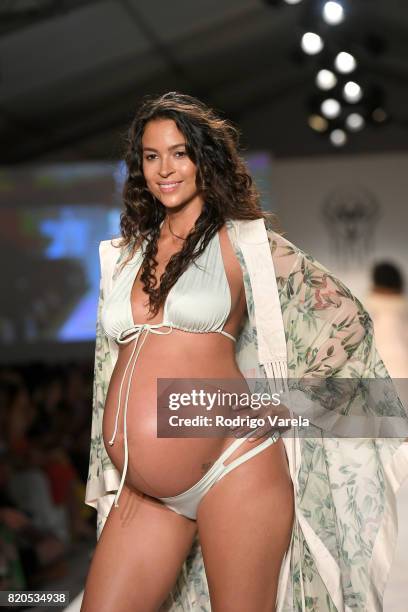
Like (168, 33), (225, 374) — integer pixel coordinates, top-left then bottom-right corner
(117, 91), (272, 319)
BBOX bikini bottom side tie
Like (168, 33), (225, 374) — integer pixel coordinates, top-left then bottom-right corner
(158, 428), (280, 520)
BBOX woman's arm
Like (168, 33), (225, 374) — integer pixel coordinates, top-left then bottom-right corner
(282, 248), (407, 437)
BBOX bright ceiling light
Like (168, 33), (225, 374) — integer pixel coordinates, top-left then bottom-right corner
(316, 69), (337, 90)
(343, 81), (363, 103)
(284, 0), (303, 4)
(322, 1), (344, 25)
(308, 114), (329, 132)
(320, 98), (341, 119)
(330, 129), (347, 146)
(345, 113), (365, 131)
(301, 32), (324, 55)
(334, 51), (357, 73)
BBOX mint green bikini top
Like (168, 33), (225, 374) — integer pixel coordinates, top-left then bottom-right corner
(100, 230), (237, 344)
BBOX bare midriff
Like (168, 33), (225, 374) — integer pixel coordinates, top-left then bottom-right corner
(102, 327), (252, 499)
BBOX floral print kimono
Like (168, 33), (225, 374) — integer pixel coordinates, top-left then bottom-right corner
(85, 216), (408, 611)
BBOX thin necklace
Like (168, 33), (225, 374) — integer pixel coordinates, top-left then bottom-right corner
(166, 218), (187, 241)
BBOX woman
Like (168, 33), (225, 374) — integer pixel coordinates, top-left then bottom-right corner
(83, 92), (408, 611)
(82, 92), (294, 612)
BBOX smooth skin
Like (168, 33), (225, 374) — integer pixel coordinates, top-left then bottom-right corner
(81, 118), (294, 612)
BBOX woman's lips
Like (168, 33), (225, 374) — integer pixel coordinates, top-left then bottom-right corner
(158, 181), (182, 193)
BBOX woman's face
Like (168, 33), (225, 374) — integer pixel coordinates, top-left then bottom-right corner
(142, 118), (202, 210)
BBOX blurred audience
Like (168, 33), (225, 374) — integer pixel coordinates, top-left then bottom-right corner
(0, 362), (94, 591)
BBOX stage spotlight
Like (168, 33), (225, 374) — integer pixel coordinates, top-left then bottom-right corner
(308, 114), (329, 132)
(316, 69), (337, 90)
(343, 81), (363, 103)
(334, 51), (357, 73)
(321, 98), (341, 119)
(284, 0), (303, 4)
(330, 129), (347, 146)
(345, 113), (365, 131)
(372, 107), (388, 123)
(322, 1), (344, 25)
(301, 32), (324, 55)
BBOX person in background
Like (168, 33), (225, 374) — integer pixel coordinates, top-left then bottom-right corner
(365, 261), (408, 379)
(0, 452), (66, 589)
(367, 268), (408, 612)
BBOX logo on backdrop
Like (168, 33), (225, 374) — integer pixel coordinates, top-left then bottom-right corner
(322, 185), (380, 265)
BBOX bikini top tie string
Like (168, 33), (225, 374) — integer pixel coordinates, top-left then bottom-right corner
(108, 323), (174, 507)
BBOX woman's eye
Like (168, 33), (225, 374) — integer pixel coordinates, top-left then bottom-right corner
(175, 151), (186, 157)
(145, 154), (157, 161)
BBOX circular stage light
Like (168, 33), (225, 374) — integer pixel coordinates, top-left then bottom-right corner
(345, 113), (365, 131)
(334, 51), (357, 73)
(308, 114), (329, 132)
(321, 98), (341, 119)
(372, 107), (388, 123)
(330, 129), (347, 146)
(322, 1), (344, 25)
(301, 32), (324, 55)
(343, 81), (363, 103)
(316, 69), (337, 90)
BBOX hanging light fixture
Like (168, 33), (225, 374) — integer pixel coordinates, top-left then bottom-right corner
(321, 98), (341, 119)
(301, 32), (324, 55)
(330, 129), (347, 146)
(316, 69), (338, 90)
(308, 114), (329, 132)
(334, 51), (357, 73)
(322, 1), (345, 25)
(343, 81), (363, 103)
(345, 113), (365, 131)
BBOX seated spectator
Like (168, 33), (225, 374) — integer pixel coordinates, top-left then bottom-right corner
(0, 452), (66, 588)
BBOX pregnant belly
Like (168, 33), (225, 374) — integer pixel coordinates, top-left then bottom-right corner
(102, 331), (248, 499)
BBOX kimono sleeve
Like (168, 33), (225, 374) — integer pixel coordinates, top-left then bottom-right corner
(84, 277), (107, 512)
(85, 241), (121, 540)
(282, 248), (408, 438)
(268, 229), (369, 377)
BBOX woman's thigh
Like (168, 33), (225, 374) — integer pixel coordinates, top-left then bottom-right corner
(196, 438), (294, 612)
(81, 483), (197, 612)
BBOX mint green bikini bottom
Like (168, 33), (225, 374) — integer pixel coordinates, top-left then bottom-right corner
(158, 429), (280, 520)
